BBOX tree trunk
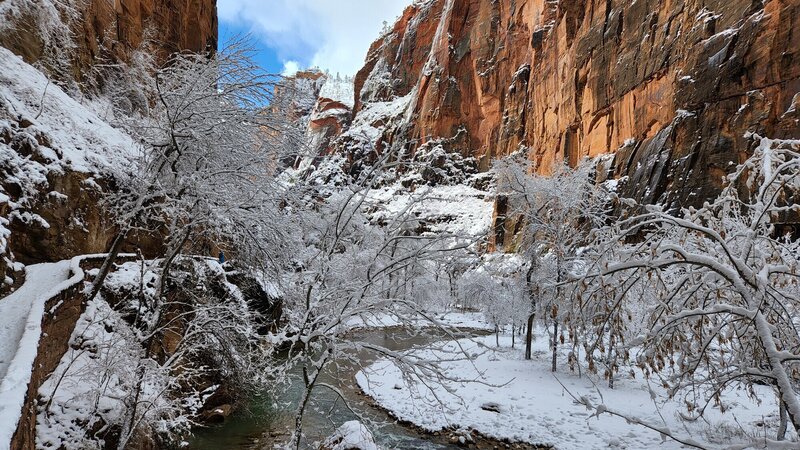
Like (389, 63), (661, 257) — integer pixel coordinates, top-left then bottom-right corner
(607, 345), (615, 389)
(511, 325), (515, 348)
(525, 254), (537, 360)
(155, 226), (192, 301)
(778, 400), (788, 441)
(294, 368), (314, 450)
(552, 259), (562, 373)
(116, 364), (146, 450)
(86, 230), (127, 302)
(754, 312), (800, 432)
(525, 313), (535, 360)
(551, 319), (558, 372)
(606, 330), (616, 389)
(293, 357), (327, 450)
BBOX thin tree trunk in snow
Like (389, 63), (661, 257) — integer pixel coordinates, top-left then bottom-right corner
(754, 312), (800, 432)
(607, 330), (615, 389)
(551, 319), (558, 372)
(87, 230), (127, 302)
(552, 262), (562, 372)
(116, 364), (146, 450)
(293, 356), (328, 450)
(525, 313), (535, 360)
(778, 400), (788, 441)
(607, 345), (615, 389)
(155, 226), (192, 301)
(511, 325), (515, 348)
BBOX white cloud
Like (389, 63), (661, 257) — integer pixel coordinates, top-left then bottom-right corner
(281, 60), (300, 76)
(218, 0), (411, 75)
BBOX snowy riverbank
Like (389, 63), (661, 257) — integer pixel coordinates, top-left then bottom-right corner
(345, 310), (495, 333)
(357, 330), (793, 449)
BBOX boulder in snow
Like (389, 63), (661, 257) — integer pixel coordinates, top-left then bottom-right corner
(320, 421), (379, 450)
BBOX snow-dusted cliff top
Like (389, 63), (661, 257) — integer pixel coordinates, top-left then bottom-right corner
(318, 76), (355, 108)
(0, 47), (138, 174)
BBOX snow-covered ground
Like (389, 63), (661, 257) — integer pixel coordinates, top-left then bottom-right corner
(367, 183), (494, 238)
(339, 91), (414, 148)
(321, 420), (378, 450)
(0, 262), (70, 380)
(357, 331), (788, 449)
(0, 47), (138, 266)
(0, 259), (80, 449)
(345, 310), (494, 332)
(35, 294), (164, 449)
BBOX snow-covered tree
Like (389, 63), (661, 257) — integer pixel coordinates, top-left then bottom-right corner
(91, 40), (297, 299)
(268, 148), (485, 449)
(458, 259), (527, 347)
(37, 258), (273, 450)
(64, 41), (298, 449)
(577, 136), (800, 439)
(493, 152), (608, 366)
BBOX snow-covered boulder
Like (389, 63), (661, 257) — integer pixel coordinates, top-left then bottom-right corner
(320, 421), (379, 450)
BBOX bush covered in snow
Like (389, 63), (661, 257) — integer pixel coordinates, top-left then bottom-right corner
(572, 136), (800, 441)
(36, 258), (276, 449)
(402, 140), (479, 187)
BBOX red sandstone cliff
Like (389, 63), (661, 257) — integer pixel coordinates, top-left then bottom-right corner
(0, 0), (217, 277)
(0, 0), (217, 85)
(276, 70), (355, 162)
(343, 0), (799, 207)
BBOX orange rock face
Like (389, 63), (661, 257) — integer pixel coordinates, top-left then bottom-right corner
(1, 0), (217, 82)
(275, 70), (355, 161)
(309, 98), (353, 155)
(350, 0), (800, 205)
(78, 0), (217, 62)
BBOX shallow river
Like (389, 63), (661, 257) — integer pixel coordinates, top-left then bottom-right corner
(188, 328), (479, 450)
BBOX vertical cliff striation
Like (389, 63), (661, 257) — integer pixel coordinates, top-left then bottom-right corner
(343, 0), (799, 207)
(0, 0), (217, 86)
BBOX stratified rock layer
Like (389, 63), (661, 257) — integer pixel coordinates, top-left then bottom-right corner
(348, 0), (800, 206)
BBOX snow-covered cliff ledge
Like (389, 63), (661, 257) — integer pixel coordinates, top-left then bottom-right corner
(0, 48), (139, 279)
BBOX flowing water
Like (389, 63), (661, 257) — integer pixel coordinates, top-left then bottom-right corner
(188, 328), (481, 450)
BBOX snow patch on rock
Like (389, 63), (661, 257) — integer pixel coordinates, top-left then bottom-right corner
(321, 420), (379, 450)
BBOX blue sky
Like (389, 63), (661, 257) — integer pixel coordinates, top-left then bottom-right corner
(218, 0), (412, 76)
(219, 21), (285, 74)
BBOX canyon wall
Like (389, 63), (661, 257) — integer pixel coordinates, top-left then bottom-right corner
(0, 0), (217, 85)
(275, 70), (356, 168)
(0, 0), (217, 268)
(344, 0), (799, 208)
(0, 0), (217, 282)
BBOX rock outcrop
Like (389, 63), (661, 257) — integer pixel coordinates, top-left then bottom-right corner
(0, 0), (218, 278)
(0, 0), (217, 86)
(340, 0), (799, 210)
(274, 70), (355, 164)
(309, 75), (355, 156)
(0, 47), (127, 289)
